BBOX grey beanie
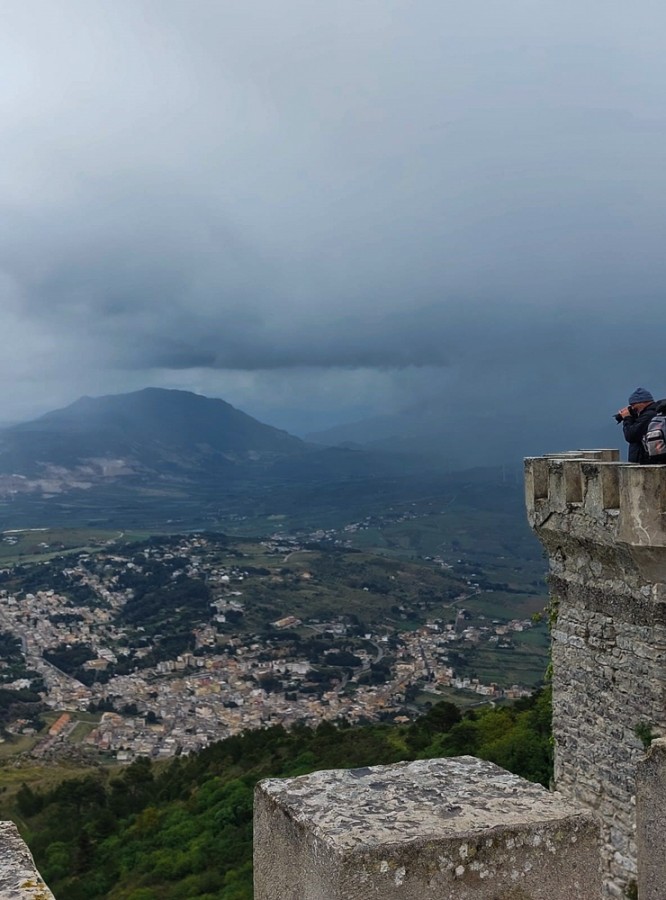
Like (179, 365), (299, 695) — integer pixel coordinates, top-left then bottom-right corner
(628, 387), (654, 405)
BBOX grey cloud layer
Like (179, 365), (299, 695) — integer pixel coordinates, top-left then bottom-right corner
(1, 0), (665, 425)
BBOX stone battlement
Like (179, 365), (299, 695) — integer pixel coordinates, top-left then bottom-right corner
(526, 449), (666, 586)
(525, 449), (666, 552)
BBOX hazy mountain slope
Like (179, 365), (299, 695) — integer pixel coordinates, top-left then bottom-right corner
(0, 390), (411, 525)
(0, 388), (305, 476)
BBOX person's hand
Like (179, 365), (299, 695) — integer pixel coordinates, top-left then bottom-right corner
(615, 406), (633, 422)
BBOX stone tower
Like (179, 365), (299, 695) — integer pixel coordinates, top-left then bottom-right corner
(525, 449), (666, 898)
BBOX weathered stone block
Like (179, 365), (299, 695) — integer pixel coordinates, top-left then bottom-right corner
(0, 821), (54, 899)
(254, 756), (601, 900)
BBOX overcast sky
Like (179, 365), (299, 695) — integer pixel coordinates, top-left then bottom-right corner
(1, 0), (665, 435)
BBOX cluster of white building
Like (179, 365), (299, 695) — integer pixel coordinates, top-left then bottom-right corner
(0, 532), (538, 762)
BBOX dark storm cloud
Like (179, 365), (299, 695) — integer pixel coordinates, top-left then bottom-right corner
(1, 0), (666, 426)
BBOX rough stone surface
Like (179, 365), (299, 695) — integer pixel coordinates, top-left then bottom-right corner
(636, 737), (666, 900)
(0, 822), (54, 899)
(525, 451), (666, 898)
(254, 756), (601, 899)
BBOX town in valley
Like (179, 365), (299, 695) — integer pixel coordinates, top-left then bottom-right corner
(0, 516), (547, 763)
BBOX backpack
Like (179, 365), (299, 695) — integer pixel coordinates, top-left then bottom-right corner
(642, 414), (666, 461)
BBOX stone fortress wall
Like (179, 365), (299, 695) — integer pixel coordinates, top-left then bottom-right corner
(525, 449), (666, 898)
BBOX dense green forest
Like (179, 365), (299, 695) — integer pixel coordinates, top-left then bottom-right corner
(12, 688), (552, 900)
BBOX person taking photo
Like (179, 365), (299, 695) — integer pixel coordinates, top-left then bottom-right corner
(616, 388), (658, 463)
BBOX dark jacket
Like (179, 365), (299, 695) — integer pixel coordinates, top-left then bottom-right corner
(623, 402), (658, 463)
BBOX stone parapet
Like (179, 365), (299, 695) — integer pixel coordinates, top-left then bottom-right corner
(0, 821), (54, 899)
(525, 451), (620, 539)
(525, 451), (666, 580)
(254, 756), (601, 900)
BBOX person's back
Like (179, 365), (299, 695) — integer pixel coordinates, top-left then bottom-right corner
(618, 387), (658, 463)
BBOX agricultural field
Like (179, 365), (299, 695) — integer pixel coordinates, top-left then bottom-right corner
(0, 528), (151, 565)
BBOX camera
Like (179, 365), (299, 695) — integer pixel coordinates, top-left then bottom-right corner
(614, 406), (634, 423)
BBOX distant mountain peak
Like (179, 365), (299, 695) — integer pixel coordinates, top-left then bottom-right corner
(0, 388), (305, 489)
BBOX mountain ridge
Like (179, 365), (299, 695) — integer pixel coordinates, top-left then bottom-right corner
(0, 389), (407, 522)
(13, 387), (304, 453)
(0, 388), (305, 477)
